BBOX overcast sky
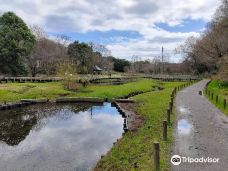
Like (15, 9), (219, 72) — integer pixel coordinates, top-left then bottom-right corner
(0, 0), (221, 62)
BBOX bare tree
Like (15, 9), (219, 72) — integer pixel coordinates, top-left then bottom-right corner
(178, 0), (228, 75)
(214, 0), (228, 23)
(88, 42), (111, 57)
(101, 56), (114, 72)
(28, 26), (69, 76)
(27, 25), (47, 77)
(151, 56), (161, 74)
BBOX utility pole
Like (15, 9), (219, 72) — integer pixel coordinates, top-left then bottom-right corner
(162, 46), (164, 74)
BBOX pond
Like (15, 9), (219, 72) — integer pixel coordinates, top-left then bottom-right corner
(0, 102), (125, 171)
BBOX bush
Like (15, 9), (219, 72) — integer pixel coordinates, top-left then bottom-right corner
(63, 75), (80, 91)
(80, 76), (90, 88)
(57, 62), (80, 91)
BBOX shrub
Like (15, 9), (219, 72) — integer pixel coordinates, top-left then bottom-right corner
(57, 62), (80, 91)
(80, 76), (90, 88)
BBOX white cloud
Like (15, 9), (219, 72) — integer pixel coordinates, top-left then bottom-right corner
(0, 0), (221, 61)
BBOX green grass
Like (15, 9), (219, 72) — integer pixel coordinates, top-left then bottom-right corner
(95, 82), (184, 171)
(205, 80), (228, 115)
(0, 79), (154, 103)
(92, 78), (120, 82)
(0, 82), (69, 103)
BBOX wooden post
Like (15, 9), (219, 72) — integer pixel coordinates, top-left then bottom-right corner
(171, 97), (174, 104)
(167, 109), (170, 123)
(163, 120), (167, 141)
(216, 95), (218, 104)
(171, 91), (174, 98)
(153, 141), (160, 171)
(169, 101), (173, 112)
(224, 99), (227, 109)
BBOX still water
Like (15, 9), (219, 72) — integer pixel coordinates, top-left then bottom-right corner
(0, 103), (125, 171)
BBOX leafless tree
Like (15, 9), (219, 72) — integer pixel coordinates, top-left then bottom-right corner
(28, 26), (69, 76)
(176, 0), (228, 75)
(101, 56), (114, 72)
(88, 42), (111, 57)
(27, 25), (47, 77)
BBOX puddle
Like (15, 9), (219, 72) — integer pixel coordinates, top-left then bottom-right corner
(0, 103), (125, 171)
(177, 119), (193, 135)
(178, 106), (190, 114)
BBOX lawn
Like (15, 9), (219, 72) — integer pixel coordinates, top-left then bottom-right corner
(205, 80), (228, 115)
(95, 81), (185, 171)
(0, 79), (154, 103)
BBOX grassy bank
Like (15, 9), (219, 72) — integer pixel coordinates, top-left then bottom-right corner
(0, 79), (154, 103)
(95, 82), (184, 171)
(205, 80), (228, 115)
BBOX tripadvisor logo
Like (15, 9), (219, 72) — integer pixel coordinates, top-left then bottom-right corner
(171, 155), (181, 165)
(171, 155), (219, 165)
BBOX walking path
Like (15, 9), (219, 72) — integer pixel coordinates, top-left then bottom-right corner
(172, 79), (228, 171)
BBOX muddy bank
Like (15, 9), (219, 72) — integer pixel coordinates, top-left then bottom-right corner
(117, 102), (144, 131)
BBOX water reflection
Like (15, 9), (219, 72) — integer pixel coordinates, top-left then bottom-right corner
(177, 119), (192, 135)
(0, 103), (124, 171)
(0, 110), (37, 146)
(178, 106), (190, 115)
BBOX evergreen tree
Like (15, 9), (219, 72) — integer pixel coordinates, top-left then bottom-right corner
(0, 12), (36, 75)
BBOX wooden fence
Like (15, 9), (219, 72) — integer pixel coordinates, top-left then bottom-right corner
(0, 77), (62, 83)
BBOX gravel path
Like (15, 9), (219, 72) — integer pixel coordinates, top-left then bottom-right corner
(172, 79), (228, 171)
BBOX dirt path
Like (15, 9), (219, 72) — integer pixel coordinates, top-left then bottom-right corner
(172, 79), (228, 171)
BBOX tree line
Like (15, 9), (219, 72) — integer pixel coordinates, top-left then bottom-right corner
(0, 12), (132, 77)
(2, 6), (226, 78)
(179, 0), (228, 80)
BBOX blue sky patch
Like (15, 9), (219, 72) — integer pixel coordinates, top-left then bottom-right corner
(156, 18), (207, 33)
(49, 29), (143, 45)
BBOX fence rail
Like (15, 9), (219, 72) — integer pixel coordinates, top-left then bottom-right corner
(0, 77), (62, 83)
(143, 74), (201, 81)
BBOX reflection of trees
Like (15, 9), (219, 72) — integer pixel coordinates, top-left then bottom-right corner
(32, 103), (94, 132)
(67, 103), (93, 113)
(0, 103), (103, 146)
(0, 111), (37, 146)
